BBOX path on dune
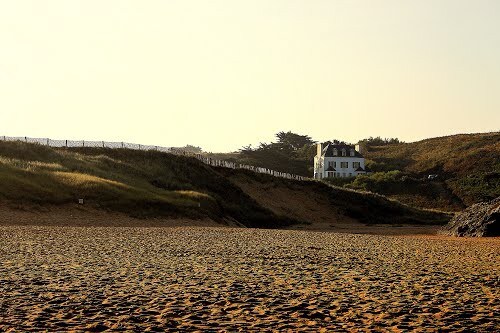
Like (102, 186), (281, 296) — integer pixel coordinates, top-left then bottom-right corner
(0, 227), (498, 332)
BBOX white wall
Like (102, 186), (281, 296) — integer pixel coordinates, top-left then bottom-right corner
(315, 156), (365, 179)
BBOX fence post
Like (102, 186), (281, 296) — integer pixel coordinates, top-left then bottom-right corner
(3, 135), (305, 181)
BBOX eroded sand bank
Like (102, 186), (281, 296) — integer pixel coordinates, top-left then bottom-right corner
(0, 226), (498, 332)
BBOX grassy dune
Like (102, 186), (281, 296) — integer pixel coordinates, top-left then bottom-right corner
(363, 132), (500, 207)
(0, 141), (449, 227)
(0, 141), (297, 228)
(209, 132), (499, 212)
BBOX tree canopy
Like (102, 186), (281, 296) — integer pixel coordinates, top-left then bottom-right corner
(275, 131), (314, 152)
(237, 131), (316, 176)
(236, 131), (403, 176)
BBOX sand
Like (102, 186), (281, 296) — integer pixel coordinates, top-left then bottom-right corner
(0, 204), (442, 235)
(0, 204), (225, 228)
(0, 226), (498, 332)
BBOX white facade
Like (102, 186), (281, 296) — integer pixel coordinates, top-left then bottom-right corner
(314, 143), (367, 179)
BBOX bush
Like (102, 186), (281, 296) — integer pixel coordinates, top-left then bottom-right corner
(447, 172), (500, 205)
(322, 176), (355, 187)
(346, 171), (403, 192)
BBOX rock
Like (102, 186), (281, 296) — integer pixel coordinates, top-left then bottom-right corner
(443, 197), (500, 237)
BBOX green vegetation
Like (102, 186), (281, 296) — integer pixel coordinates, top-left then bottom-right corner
(358, 136), (403, 147)
(0, 140), (449, 227)
(447, 172), (500, 205)
(212, 131), (500, 211)
(208, 131), (317, 176)
(210, 132), (355, 176)
(0, 141), (298, 227)
(362, 132), (500, 207)
(347, 170), (405, 191)
(209, 132), (406, 178)
(326, 171), (464, 211)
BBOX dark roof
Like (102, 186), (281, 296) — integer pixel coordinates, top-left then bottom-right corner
(326, 166), (336, 171)
(355, 166), (365, 172)
(322, 144), (363, 158)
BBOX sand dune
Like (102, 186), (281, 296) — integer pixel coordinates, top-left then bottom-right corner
(0, 226), (498, 332)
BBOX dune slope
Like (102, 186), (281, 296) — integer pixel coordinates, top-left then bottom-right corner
(0, 141), (449, 228)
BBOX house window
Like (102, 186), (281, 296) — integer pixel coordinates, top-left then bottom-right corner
(333, 148), (337, 156)
(349, 173), (352, 177)
(334, 161), (337, 168)
(341, 162), (348, 168)
(328, 161), (334, 168)
(342, 149), (346, 156)
(353, 162), (360, 169)
(342, 172), (346, 177)
(350, 149), (355, 157)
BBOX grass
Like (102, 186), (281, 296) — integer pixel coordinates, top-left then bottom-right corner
(0, 141), (299, 227)
(323, 171), (465, 212)
(0, 140), (450, 227)
(208, 132), (500, 211)
(318, 132), (499, 211)
(363, 132), (500, 207)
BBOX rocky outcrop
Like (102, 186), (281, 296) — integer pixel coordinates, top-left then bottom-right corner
(443, 197), (500, 237)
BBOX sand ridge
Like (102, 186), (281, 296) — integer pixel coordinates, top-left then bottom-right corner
(0, 226), (498, 332)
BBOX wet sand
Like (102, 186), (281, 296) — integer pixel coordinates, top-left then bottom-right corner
(0, 226), (498, 332)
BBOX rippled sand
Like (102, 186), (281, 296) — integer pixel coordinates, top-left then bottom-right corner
(0, 226), (498, 332)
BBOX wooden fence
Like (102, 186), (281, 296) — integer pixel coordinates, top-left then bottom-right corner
(1, 136), (308, 181)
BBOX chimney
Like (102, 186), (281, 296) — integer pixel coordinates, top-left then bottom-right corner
(317, 143), (323, 156)
(355, 143), (363, 154)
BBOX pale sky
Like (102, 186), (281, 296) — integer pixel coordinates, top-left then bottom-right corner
(1, 0), (499, 152)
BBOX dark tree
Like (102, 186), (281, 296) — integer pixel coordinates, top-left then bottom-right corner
(275, 131), (314, 152)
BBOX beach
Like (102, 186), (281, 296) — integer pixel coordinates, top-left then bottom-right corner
(0, 226), (498, 332)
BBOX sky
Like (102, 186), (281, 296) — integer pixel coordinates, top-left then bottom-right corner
(1, 0), (499, 152)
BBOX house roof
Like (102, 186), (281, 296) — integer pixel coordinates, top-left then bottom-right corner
(326, 166), (336, 171)
(322, 144), (364, 158)
(355, 166), (365, 172)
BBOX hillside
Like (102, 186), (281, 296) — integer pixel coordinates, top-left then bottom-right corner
(0, 141), (449, 228)
(211, 132), (499, 212)
(361, 132), (500, 208)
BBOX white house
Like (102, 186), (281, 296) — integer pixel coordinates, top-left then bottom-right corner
(314, 142), (367, 179)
